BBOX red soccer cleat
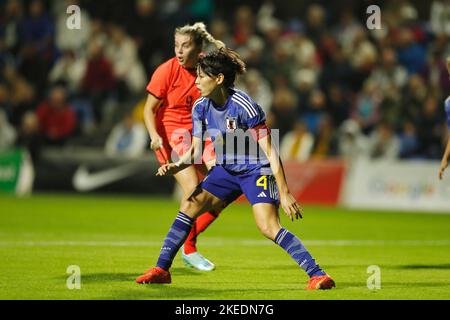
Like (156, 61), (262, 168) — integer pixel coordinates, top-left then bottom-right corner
(135, 267), (171, 284)
(306, 274), (336, 290)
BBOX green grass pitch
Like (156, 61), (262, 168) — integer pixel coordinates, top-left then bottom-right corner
(1, 194), (450, 300)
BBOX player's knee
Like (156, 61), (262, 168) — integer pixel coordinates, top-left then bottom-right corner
(182, 183), (198, 199)
(179, 195), (207, 218)
(179, 199), (200, 218)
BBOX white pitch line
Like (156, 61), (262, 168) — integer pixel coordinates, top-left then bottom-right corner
(0, 239), (450, 247)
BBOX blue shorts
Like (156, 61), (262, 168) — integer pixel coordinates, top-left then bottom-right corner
(200, 165), (279, 206)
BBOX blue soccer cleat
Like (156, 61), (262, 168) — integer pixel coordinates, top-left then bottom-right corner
(181, 247), (215, 271)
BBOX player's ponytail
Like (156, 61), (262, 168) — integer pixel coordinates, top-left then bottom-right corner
(175, 22), (225, 50)
(198, 48), (247, 88)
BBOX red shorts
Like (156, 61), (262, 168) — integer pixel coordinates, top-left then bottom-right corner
(154, 127), (215, 166)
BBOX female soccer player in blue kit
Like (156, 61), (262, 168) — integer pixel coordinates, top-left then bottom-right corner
(439, 57), (450, 180)
(136, 48), (335, 290)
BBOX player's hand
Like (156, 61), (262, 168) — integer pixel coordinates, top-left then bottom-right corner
(150, 134), (163, 151)
(439, 159), (448, 180)
(156, 163), (179, 176)
(280, 191), (303, 221)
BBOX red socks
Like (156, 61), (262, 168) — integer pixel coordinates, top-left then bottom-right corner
(183, 211), (218, 254)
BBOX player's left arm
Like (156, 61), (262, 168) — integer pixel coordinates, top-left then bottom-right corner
(257, 132), (303, 221)
(156, 136), (204, 176)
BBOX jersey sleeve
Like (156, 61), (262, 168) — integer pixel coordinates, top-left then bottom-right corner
(146, 61), (171, 99)
(192, 99), (206, 138)
(241, 99), (270, 141)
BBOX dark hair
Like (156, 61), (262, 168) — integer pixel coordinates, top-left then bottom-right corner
(197, 48), (246, 88)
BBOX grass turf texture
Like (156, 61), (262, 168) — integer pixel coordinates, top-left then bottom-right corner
(1, 194), (450, 300)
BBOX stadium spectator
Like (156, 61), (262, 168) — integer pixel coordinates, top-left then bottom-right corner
(49, 49), (86, 94)
(334, 10), (364, 54)
(236, 68), (272, 114)
(17, 0), (55, 98)
(421, 48), (450, 96)
(319, 44), (354, 91)
(349, 28), (378, 78)
(369, 47), (408, 93)
(367, 121), (401, 160)
(270, 81), (298, 139)
(104, 112), (148, 158)
(81, 39), (116, 124)
(208, 19), (234, 50)
(430, 0), (450, 35)
(402, 74), (428, 125)
(351, 79), (381, 134)
(53, 0), (91, 53)
(126, 0), (164, 74)
(304, 4), (326, 45)
(398, 120), (420, 159)
(105, 24), (146, 96)
(337, 119), (369, 161)
(35, 86), (77, 145)
(50, 48), (96, 136)
(16, 111), (41, 163)
(326, 83), (351, 128)
(0, 108), (16, 151)
(0, 83), (11, 118)
(0, 0), (24, 54)
(292, 32), (318, 70)
(189, 0), (215, 24)
(417, 94), (446, 159)
(310, 115), (337, 159)
(280, 120), (314, 162)
(3, 66), (36, 128)
(302, 89), (327, 135)
(395, 27), (427, 75)
(233, 5), (255, 46)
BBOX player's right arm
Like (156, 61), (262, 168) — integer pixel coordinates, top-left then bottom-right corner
(144, 60), (173, 151)
(143, 93), (163, 150)
(439, 134), (450, 180)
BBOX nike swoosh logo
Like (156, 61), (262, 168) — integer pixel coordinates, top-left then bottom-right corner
(72, 163), (142, 192)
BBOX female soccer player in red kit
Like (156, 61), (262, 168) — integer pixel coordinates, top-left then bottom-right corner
(143, 22), (224, 270)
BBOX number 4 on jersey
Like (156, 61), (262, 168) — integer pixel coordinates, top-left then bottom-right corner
(256, 176), (267, 190)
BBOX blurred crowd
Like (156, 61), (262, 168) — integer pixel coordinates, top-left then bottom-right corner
(0, 0), (450, 163)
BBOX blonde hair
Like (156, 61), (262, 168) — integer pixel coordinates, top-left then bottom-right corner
(175, 22), (225, 50)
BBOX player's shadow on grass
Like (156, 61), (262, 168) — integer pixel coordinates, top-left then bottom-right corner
(395, 264), (450, 270)
(72, 268), (203, 283)
(337, 281), (450, 288)
(103, 285), (295, 300)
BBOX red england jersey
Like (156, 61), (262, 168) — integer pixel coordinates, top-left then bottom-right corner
(146, 57), (200, 136)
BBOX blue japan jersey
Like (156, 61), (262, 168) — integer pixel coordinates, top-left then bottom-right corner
(446, 97), (450, 129)
(192, 89), (271, 174)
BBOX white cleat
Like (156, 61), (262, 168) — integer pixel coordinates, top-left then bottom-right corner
(181, 249), (215, 271)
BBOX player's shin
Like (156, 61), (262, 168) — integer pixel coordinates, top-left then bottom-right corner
(156, 212), (194, 270)
(184, 211), (219, 254)
(273, 228), (326, 278)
